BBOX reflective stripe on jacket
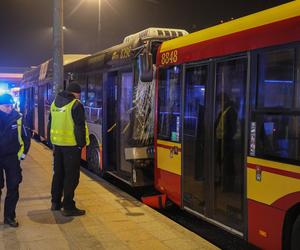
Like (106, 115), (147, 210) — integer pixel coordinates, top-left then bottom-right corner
(17, 118), (24, 158)
(216, 106), (231, 140)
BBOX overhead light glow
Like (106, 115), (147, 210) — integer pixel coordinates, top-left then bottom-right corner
(0, 73), (23, 79)
(0, 82), (9, 94)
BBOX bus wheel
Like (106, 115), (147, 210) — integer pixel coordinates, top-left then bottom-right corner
(87, 137), (102, 175)
(291, 215), (300, 250)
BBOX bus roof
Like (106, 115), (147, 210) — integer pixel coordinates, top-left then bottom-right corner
(23, 54), (90, 76)
(123, 27), (188, 44)
(159, 1), (300, 60)
(63, 54), (90, 65)
(21, 54), (90, 86)
(65, 27), (188, 72)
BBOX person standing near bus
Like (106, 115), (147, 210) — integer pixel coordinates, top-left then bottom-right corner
(49, 82), (89, 216)
(215, 93), (237, 192)
(0, 93), (31, 227)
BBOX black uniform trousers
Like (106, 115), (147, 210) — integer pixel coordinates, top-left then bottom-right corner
(51, 146), (81, 210)
(0, 154), (22, 220)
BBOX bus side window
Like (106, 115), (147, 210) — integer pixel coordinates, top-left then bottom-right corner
(257, 48), (294, 109)
(157, 66), (181, 142)
(87, 74), (103, 124)
(254, 47), (300, 163)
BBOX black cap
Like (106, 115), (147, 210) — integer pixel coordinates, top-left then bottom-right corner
(0, 93), (15, 105)
(66, 82), (81, 94)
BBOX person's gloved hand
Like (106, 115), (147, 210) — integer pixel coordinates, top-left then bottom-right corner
(20, 154), (26, 160)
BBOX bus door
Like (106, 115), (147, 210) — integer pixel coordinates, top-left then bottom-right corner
(34, 86), (38, 134)
(29, 87), (35, 131)
(105, 72), (118, 171)
(20, 87), (35, 130)
(182, 56), (248, 233)
(182, 64), (208, 215)
(212, 56), (248, 232)
(118, 70), (134, 176)
(105, 70), (134, 178)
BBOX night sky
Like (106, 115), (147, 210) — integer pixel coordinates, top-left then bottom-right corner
(0, 0), (292, 67)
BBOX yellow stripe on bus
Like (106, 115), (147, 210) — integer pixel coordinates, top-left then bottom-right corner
(247, 168), (300, 205)
(160, 1), (300, 53)
(157, 140), (181, 175)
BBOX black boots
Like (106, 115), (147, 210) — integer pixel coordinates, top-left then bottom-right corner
(4, 218), (19, 227)
(51, 202), (62, 211)
(61, 208), (86, 217)
(51, 202), (85, 216)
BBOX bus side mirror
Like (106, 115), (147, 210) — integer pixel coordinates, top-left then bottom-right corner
(139, 52), (153, 82)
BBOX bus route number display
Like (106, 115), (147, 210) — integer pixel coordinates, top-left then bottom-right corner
(120, 47), (131, 59)
(112, 46), (131, 61)
(161, 50), (178, 65)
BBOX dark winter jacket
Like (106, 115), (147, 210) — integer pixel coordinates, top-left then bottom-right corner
(48, 91), (87, 147)
(0, 109), (31, 158)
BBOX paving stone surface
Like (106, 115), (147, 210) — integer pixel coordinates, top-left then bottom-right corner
(0, 141), (219, 250)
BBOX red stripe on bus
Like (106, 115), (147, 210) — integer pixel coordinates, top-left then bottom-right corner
(271, 192), (300, 211)
(156, 143), (182, 152)
(247, 163), (300, 180)
(158, 16), (300, 66)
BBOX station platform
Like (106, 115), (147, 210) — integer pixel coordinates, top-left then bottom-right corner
(0, 141), (218, 249)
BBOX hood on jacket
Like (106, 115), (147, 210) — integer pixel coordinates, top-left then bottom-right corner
(54, 91), (76, 108)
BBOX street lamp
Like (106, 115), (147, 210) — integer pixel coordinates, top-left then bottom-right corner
(52, 0), (101, 97)
(53, 0), (64, 97)
(97, 0), (101, 49)
(87, 0), (101, 49)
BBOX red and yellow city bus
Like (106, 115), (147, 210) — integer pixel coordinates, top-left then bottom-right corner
(152, 2), (300, 249)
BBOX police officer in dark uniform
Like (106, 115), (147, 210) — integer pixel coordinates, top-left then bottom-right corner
(48, 82), (89, 216)
(0, 93), (31, 227)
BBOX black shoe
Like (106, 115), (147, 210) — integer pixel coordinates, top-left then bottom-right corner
(61, 208), (86, 217)
(51, 203), (62, 211)
(4, 218), (19, 227)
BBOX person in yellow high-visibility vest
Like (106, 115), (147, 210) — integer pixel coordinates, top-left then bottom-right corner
(48, 82), (90, 217)
(0, 93), (31, 227)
